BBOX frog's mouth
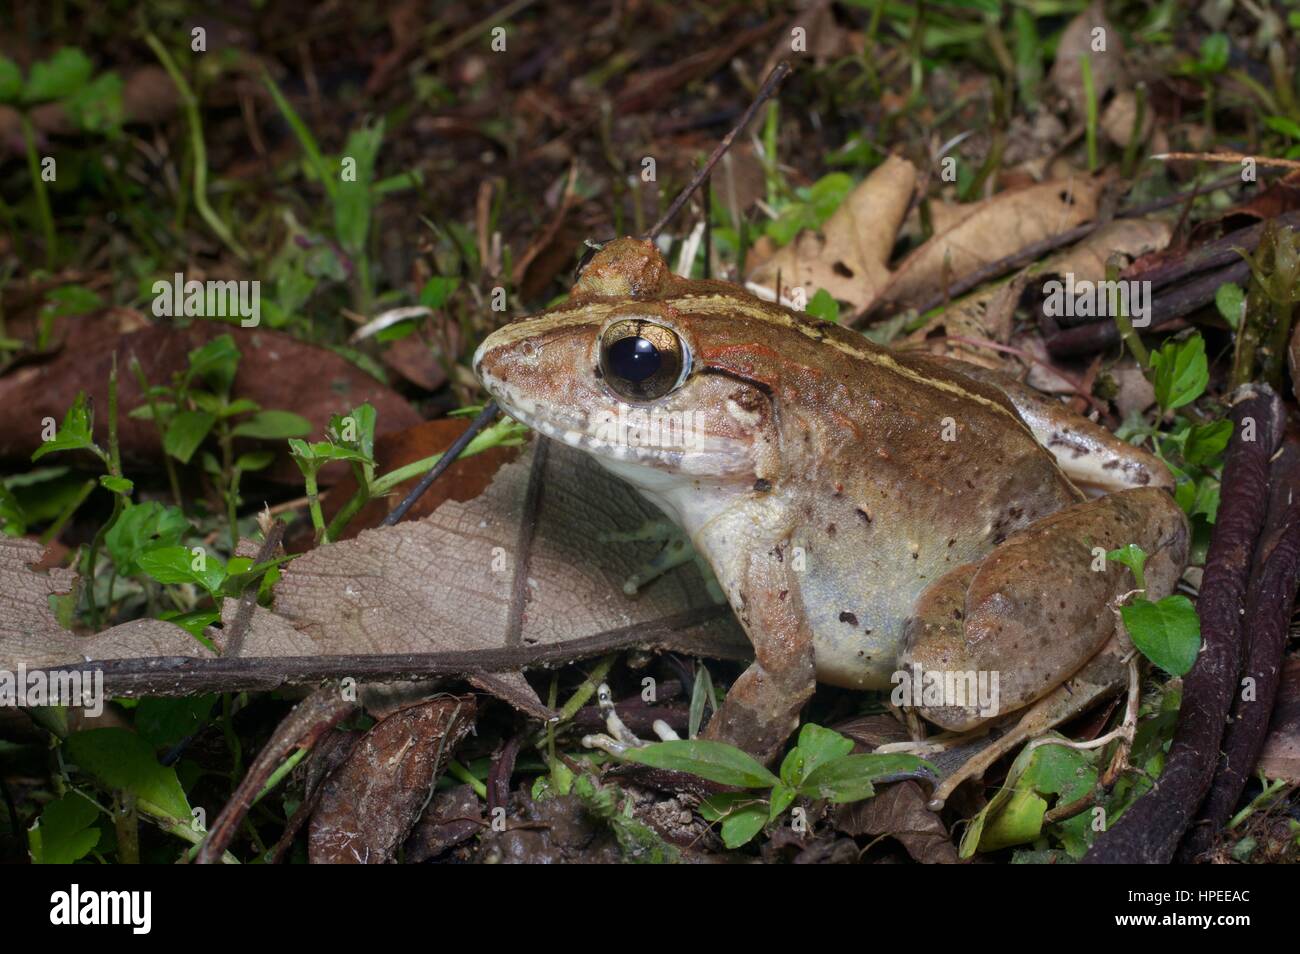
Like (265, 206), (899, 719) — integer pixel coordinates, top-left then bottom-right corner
(478, 369), (752, 478)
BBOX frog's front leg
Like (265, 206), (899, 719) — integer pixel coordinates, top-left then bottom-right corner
(900, 487), (1188, 734)
(701, 540), (815, 765)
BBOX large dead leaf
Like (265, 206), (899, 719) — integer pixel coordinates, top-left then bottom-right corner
(0, 320), (421, 485)
(3, 439), (749, 704)
(748, 155), (916, 310)
(876, 175), (1106, 312)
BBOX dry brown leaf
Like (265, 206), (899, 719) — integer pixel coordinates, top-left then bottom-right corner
(5, 440), (748, 706)
(0, 536), (208, 668)
(834, 780), (959, 864)
(309, 695), (476, 864)
(748, 155), (916, 310)
(269, 439), (745, 661)
(1048, 1), (1126, 119)
(877, 176), (1106, 311)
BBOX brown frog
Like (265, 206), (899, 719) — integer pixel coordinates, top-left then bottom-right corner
(474, 237), (1188, 792)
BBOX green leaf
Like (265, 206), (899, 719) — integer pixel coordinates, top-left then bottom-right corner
(805, 288), (840, 323)
(1184, 420), (1232, 467)
(720, 806), (768, 849)
(163, 410), (216, 464)
(0, 56), (21, 102)
(1214, 282), (1246, 327)
(767, 783), (797, 822)
(799, 753), (931, 803)
(779, 723), (854, 789)
(138, 545), (226, 596)
(0, 484), (28, 536)
(1197, 33), (1230, 74)
(622, 739), (779, 788)
(158, 609), (220, 643)
(187, 334), (240, 395)
(65, 71), (123, 134)
(98, 474), (133, 495)
(32, 391), (95, 461)
(806, 172), (855, 221)
(64, 728), (192, 823)
(22, 47), (93, 104)
(1120, 594), (1202, 676)
(335, 119), (385, 255)
(1150, 335), (1208, 411)
(1263, 115), (1300, 141)
(231, 409), (312, 440)
(134, 696), (217, 748)
(105, 501), (189, 576)
(41, 284), (102, 317)
(29, 793), (100, 864)
(1106, 543), (1148, 590)
(235, 450), (276, 472)
(419, 276), (460, 310)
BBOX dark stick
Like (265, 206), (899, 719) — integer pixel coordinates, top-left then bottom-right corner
(703, 175), (713, 279)
(380, 401), (500, 527)
(645, 60), (791, 241)
(1083, 385), (1284, 864)
(1180, 435), (1300, 861)
(1043, 258), (1251, 358)
(194, 685), (357, 863)
(488, 732), (524, 816)
(24, 605), (739, 697)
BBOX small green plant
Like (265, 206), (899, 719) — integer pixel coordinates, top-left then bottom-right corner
(130, 334), (311, 548)
(1107, 543), (1201, 677)
(623, 724), (931, 848)
(0, 47), (123, 269)
(289, 403), (526, 543)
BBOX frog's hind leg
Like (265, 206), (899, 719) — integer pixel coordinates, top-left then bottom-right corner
(897, 487), (1189, 805)
(935, 358), (1173, 493)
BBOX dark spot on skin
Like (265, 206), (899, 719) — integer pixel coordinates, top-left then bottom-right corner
(833, 262), (854, 278)
(856, 508), (872, 524)
(833, 483), (844, 496)
(753, 478), (771, 493)
(952, 609), (963, 620)
(593, 366), (603, 379)
(779, 590), (788, 601)
(839, 611), (859, 626)
(911, 552), (919, 560)
(947, 538), (956, 547)
(827, 523), (837, 537)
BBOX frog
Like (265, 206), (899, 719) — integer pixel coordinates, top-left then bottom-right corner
(473, 236), (1189, 799)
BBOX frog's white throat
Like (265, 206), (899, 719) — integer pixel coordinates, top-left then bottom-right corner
(595, 455), (751, 542)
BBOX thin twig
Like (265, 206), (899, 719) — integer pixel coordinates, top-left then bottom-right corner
(380, 402), (500, 527)
(645, 61), (791, 241)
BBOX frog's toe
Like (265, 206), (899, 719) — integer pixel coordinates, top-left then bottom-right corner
(580, 683), (680, 756)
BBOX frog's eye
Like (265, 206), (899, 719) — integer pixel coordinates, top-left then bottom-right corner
(599, 320), (687, 401)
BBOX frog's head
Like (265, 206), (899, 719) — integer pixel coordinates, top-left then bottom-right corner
(474, 237), (780, 485)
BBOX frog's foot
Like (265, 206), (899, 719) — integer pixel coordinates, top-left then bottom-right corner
(581, 683), (680, 757)
(602, 520), (724, 602)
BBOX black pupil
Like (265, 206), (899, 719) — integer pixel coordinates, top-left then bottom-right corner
(607, 336), (661, 382)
